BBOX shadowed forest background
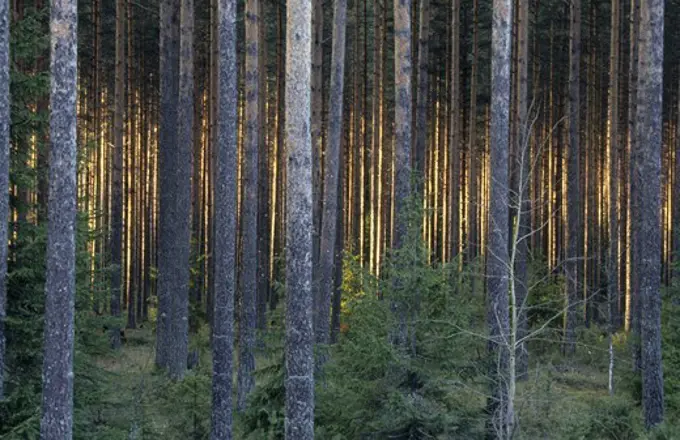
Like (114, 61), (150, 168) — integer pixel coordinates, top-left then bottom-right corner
(0, 0), (680, 437)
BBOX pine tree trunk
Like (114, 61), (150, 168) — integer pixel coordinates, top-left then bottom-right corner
(607, 0), (620, 344)
(210, 0), (238, 436)
(636, 0), (664, 427)
(256, 0), (269, 331)
(514, 0), (529, 380)
(285, 0), (315, 436)
(316, 0), (347, 348)
(311, 0), (323, 296)
(40, 0), (78, 433)
(486, 0), (512, 434)
(391, 0), (413, 349)
(564, 0), (581, 355)
(467, 0), (479, 265)
(111, 0), (125, 350)
(674, 72), (680, 281)
(449, 0), (460, 261)
(0, 0), (9, 401)
(413, 0), (429, 195)
(237, 0), (259, 409)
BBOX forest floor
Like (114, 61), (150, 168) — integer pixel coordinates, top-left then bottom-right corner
(88, 326), (649, 439)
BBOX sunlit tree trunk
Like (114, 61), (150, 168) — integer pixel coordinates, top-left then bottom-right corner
(486, 0), (512, 433)
(636, 0), (664, 427)
(564, 0), (581, 355)
(40, 0), (77, 433)
(0, 0), (8, 401)
(237, 0), (259, 409)
(210, 0), (238, 436)
(674, 72), (680, 281)
(607, 0), (621, 351)
(467, 0), (479, 267)
(449, 0), (460, 261)
(256, 0), (269, 331)
(316, 0), (346, 348)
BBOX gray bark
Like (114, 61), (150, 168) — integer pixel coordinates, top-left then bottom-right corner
(315, 0), (347, 347)
(486, 0), (512, 434)
(413, 0), (429, 194)
(628, 0), (640, 370)
(564, 0), (581, 355)
(311, 0), (323, 316)
(636, 0), (664, 427)
(111, 0), (125, 350)
(237, 0), (258, 410)
(392, 0), (413, 348)
(256, 0), (269, 332)
(0, 0), (9, 401)
(167, 0), (194, 379)
(466, 0), (479, 264)
(607, 0), (620, 343)
(514, 0), (529, 380)
(210, 0), (238, 436)
(285, 0), (315, 436)
(40, 0), (78, 434)
(156, 0), (191, 378)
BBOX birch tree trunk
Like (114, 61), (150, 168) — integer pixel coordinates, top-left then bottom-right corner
(210, 0), (238, 435)
(285, 0), (315, 436)
(40, 0), (78, 434)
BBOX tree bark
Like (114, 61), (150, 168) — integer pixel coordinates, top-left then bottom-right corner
(486, 0), (512, 434)
(111, 0), (126, 350)
(467, 0), (479, 265)
(237, 0), (259, 410)
(413, 0), (429, 195)
(449, 0), (460, 262)
(316, 0), (347, 348)
(514, 0), (529, 380)
(0, 0), (9, 401)
(285, 0), (315, 436)
(40, 0), (78, 434)
(607, 0), (620, 340)
(210, 0), (238, 436)
(636, 0), (664, 427)
(674, 71), (680, 281)
(564, 0), (581, 355)
(392, 0), (413, 349)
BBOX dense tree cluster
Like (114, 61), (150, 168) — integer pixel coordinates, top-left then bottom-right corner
(1, 0), (679, 437)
